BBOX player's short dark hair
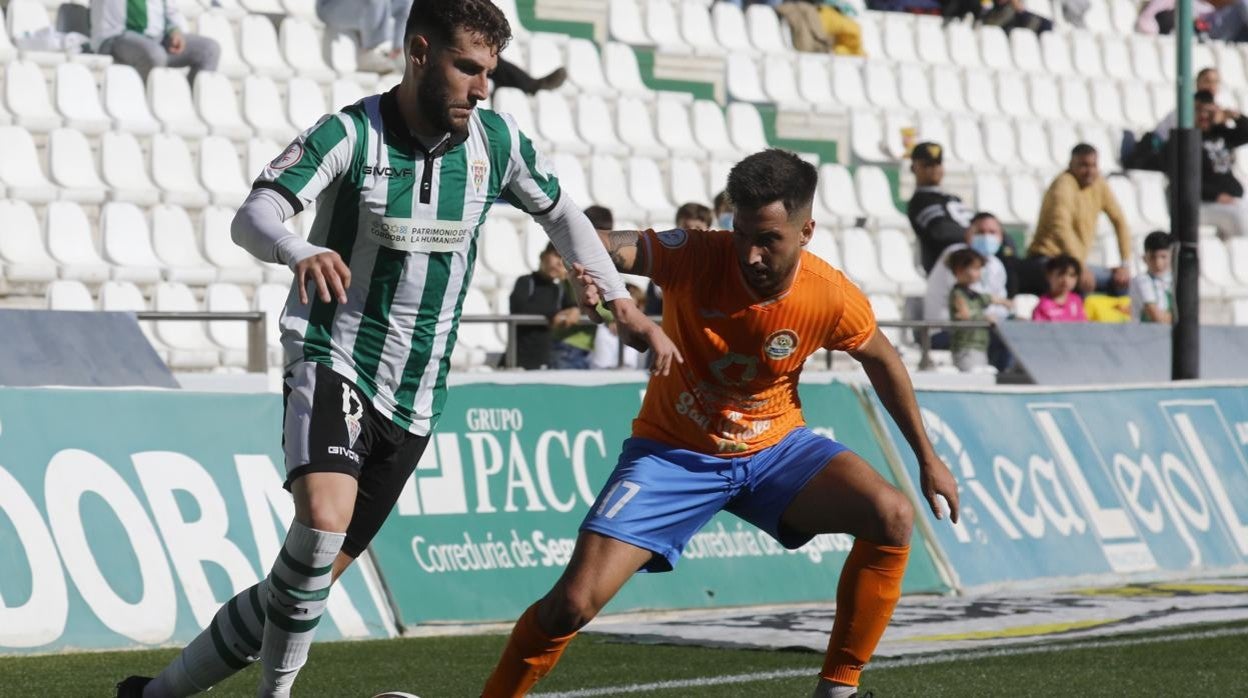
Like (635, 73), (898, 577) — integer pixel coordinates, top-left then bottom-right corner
(1197, 67), (1218, 81)
(726, 149), (818, 218)
(1196, 89), (1216, 104)
(583, 205), (614, 230)
(970, 212), (998, 227)
(1046, 254), (1082, 277)
(1144, 231), (1173, 252)
(1071, 143), (1097, 159)
(675, 202), (713, 227)
(946, 247), (985, 272)
(404, 0), (512, 53)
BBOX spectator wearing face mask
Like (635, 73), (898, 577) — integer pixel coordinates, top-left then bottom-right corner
(924, 213), (1014, 370)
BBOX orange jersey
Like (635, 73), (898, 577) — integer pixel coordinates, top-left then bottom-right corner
(632, 228), (877, 456)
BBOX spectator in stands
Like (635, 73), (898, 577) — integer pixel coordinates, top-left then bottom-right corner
(1156, 68), (1231, 141)
(1032, 255), (1088, 322)
(1136, 0), (1216, 35)
(591, 283), (649, 369)
(645, 203), (715, 316)
(1022, 144), (1132, 296)
(907, 142), (976, 273)
(584, 205), (615, 232)
(941, 0), (983, 23)
(946, 249), (1010, 372)
(982, 0), (1053, 33)
(713, 190), (734, 230)
(866, 0), (942, 12)
(924, 213), (1013, 369)
(818, 1), (866, 56)
(317, 0), (412, 73)
(776, 2), (835, 53)
(510, 243), (583, 370)
(1206, 0), (1248, 42)
(1196, 89), (1248, 239)
(89, 0), (220, 83)
(1129, 232), (1175, 324)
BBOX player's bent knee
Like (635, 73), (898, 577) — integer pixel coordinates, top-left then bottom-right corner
(540, 585), (602, 636)
(876, 490), (914, 547)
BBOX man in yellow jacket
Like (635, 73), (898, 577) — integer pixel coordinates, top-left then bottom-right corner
(1021, 144), (1133, 296)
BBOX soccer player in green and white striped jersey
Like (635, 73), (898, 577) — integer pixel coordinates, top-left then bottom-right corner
(116, 2), (679, 696)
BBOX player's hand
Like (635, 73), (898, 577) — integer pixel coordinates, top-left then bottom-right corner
(569, 263), (605, 323)
(552, 307), (581, 329)
(1111, 266), (1131, 289)
(167, 31), (186, 54)
(919, 455), (960, 524)
(613, 300), (682, 376)
(295, 251), (351, 305)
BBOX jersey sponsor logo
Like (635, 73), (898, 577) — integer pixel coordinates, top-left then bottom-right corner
(656, 228), (688, 249)
(471, 159), (489, 193)
(764, 329), (799, 360)
(363, 215), (475, 253)
(709, 352), (759, 387)
(270, 142), (304, 170)
(327, 445), (362, 464)
(362, 165), (415, 178)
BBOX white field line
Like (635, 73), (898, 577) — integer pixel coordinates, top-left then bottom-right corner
(531, 625), (1248, 698)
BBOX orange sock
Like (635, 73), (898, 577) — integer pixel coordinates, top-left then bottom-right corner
(482, 603), (577, 698)
(821, 540), (910, 687)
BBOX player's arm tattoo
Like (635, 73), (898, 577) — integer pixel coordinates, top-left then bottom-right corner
(602, 230), (644, 273)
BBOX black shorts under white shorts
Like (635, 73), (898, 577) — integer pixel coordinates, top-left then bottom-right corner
(282, 362), (429, 558)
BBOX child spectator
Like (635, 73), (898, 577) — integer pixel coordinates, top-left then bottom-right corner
(590, 284), (649, 369)
(1032, 255), (1088, 322)
(1129, 232), (1175, 324)
(947, 248), (1011, 372)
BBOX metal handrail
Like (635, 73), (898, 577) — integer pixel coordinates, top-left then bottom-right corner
(137, 311), (267, 374)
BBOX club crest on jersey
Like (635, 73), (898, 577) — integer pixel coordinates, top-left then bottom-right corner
(341, 384), (364, 447)
(471, 159), (488, 192)
(656, 228), (688, 249)
(270, 142), (304, 170)
(764, 329), (799, 360)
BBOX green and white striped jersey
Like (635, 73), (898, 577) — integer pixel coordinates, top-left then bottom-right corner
(254, 89), (561, 435)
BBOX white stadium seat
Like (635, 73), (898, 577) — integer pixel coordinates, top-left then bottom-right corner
(1070, 31), (1105, 78)
(1041, 31), (1075, 76)
(898, 63), (934, 112)
(203, 206), (265, 285)
(0, 199), (58, 284)
(681, 1), (725, 56)
(195, 71), (252, 141)
(978, 24), (1014, 72)
(1130, 171), (1171, 230)
(915, 17), (950, 65)
(240, 14), (293, 79)
(1228, 238), (1248, 287)
(1015, 121), (1054, 171)
(745, 4), (787, 55)
(830, 58), (870, 110)
(950, 113), (988, 166)
(590, 155), (643, 220)
(491, 88), (538, 139)
(656, 96), (704, 158)
(931, 65), (968, 113)
(205, 282), (252, 366)
(854, 165), (907, 228)
(331, 78), (369, 110)
(1060, 79), (1094, 122)
(0, 6), (16, 64)
(975, 173), (1016, 224)
(527, 34), (565, 82)
(152, 204), (218, 286)
(646, 0), (690, 54)
(577, 93), (629, 155)
(819, 163), (865, 224)
(946, 21), (979, 68)
(964, 70), (1000, 117)
(46, 280), (95, 311)
(669, 157), (711, 208)
(1093, 83), (1127, 127)
(916, 114), (952, 161)
(565, 38), (614, 96)
(479, 219), (529, 278)
(1121, 81), (1155, 129)
(610, 0), (651, 46)
(602, 42), (651, 99)
(247, 138), (281, 180)
(877, 228), (927, 297)
(1028, 74), (1063, 121)
(1009, 26), (1043, 73)
(101, 202), (163, 284)
(0, 126), (56, 203)
(1008, 175), (1043, 226)
(152, 133), (211, 208)
(806, 229), (840, 268)
(149, 67), (209, 137)
(1131, 36), (1165, 85)
(102, 131), (161, 206)
(762, 55), (804, 108)
(244, 75), (296, 142)
(712, 2), (755, 57)
(629, 156), (675, 221)
(48, 128), (107, 204)
(983, 117), (1019, 167)
(1102, 36), (1133, 82)
(616, 96), (668, 158)
(5, 60), (61, 132)
(153, 282), (220, 369)
(7, 0), (61, 66)
(839, 227), (895, 295)
(287, 77), (329, 135)
(796, 55), (836, 111)
(536, 91), (590, 155)
(1215, 42), (1247, 90)
(692, 100), (742, 161)
(864, 62), (902, 110)
(280, 17), (336, 83)
(103, 64), (160, 135)
(195, 11), (249, 78)
(996, 72), (1030, 119)
(1047, 121), (1081, 166)
(549, 153), (592, 210)
(726, 102), (768, 154)
(200, 136), (251, 207)
(881, 14), (918, 63)
(54, 63), (110, 135)
(45, 201), (110, 283)
(459, 287), (505, 359)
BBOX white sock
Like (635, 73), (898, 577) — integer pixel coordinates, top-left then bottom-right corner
(811, 677), (859, 698)
(257, 521), (344, 697)
(145, 581), (269, 697)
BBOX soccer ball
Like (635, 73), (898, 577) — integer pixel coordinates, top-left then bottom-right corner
(371, 693), (420, 698)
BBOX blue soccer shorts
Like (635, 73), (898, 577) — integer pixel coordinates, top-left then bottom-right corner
(580, 427), (850, 572)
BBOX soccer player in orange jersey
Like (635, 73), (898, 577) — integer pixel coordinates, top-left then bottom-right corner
(482, 150), (961, 698)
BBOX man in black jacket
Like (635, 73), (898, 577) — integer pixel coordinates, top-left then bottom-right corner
(1196, 89), (1248, 239)
(509, 243), (581, 369)
(907, 142), (976, 272)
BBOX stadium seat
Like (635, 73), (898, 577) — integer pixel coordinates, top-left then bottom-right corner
(949, 114), (989, 166)
(726, 102), (769, 154)
(1200, 238), (1248, 299)
(590, 155), (643, 220)
(45, 201), (109, 282)
(818, 163), (865, 224)
(915, 17), (949, 65)
(796, 55), (837, 111)
(536, 91), (590, 155)
(1015, 121), (1054, 171)
(491, 88), (538, 140)
(1102, 36), (1133, 83)
(149, 67), (209, 137)
(520, 219), (547, 272)
(527, 34), (566, 83)
(609, 0), (651, 46)
(7, 0), (61, 66)
(1215, 42), (1247, 89)
(898, 63), (934, 112)
(974, 174), (1016, 224)
(54, 63), (110, 135)
(850, 110), (893, 163)
(602, 42), (651, 99)
(691, 100), (742, 161)
(930, 65), (968, 114)
(762, 54), (804, 109)
(1228, 238), (1248, 287)
(195, 11), (250, 79)
(5, 60), (61, 132)
(549, 153), (592, 210)
(153, 282), (221, 369)
(202, 206), (265, 285)
(239, 14), (293, 79)
(711, 2), (756, 57)
(653, 95), (702, 158)
(241, 0), (285, 15)
(854, 165), (907, 229)
(1151, 83), (1176, 122)
(915, 113), (952, 161)
(1069, 31), (1105, 79)
(0, 126), (56, 203)
(495, 0), (530, 40)
(103, 64), (161, 135)
(46, 280), (95, 310)
(1008, 174), (1043, 226)
(100, 202), (163, 284)
(839, 227), (895, 295)
(1093, 84), (1127, 128)
(1047, 120), (1080, 166)
(101, 131), (160, 206)
(669, 157), (712, 208)
(0, 199), (57, 284)
(1060, 78), (1093, 123)
(254, 282), (288, 360)
(984, 118), (1019, 167)
(864, 62), (902, 110)
(616, 96), (668, 159)
(200, 136), (251, 207)
(832, 58), (874, 111)
(629, 156), (675, 222)
(205, 282), (252, 365)
(880, 14), (918, 63)
(281, 0), (318, 22)
(565, 38), (614, 97)
(1130, 171), (1171, 231)
(978, 24), (1014, 72)
(244, 75), (296, 142)
(646, 0), (690, 54)
(287, 77), (328, 134)
(1078, 124), (1119, 168)
(745, 4), (788, 55)
(877, 228), (926, 297)
(0, 7), (15, 64)
(479, 219), (529, 278)
(280, 17), (335, 83)
(152, 133), (211, 208)
(326, 32), (363, 78)
(1027, 74), (1063, 122)
(1131, 36), (1165, 86)
(1041, 31), (1075, 76)
(945, 21), (979, 68)
(1121, 81), (1155, 129)
(996, 72), (1030, 119)
(1106, 176), (1147, 232)
(194, 71), (252, 141)
(331, 78), (368, 110)
(151, 204), (217, 286)
(577, 93), (629, 155)
(1012, 293), (1039, 320)
(48, 128), (107, 204)
(1009, 25), (1043, 73)
(680, 1), (725, 56)
(460, 287), (506, 357)
(964, 70), (1001, 117)
(806, 228), (840, 268)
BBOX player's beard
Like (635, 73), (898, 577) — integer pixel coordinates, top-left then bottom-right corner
(417, 71), (474, 136)
(742, 255), (796, 297)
